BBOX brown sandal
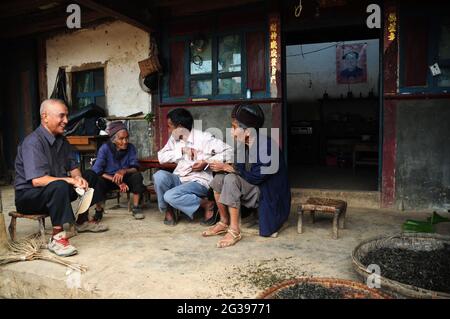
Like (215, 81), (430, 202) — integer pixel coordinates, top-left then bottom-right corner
(202, 221), (229, 237)
(216, 228), (242, 248)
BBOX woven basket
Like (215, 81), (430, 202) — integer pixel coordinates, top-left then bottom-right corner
(256, 277), (391, 299)
(138, 39), (162, 77)
(352, 233), (450, 299)
(138, 56), (161, 77)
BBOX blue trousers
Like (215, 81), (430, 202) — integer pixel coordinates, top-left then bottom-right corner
(152, 170), (209, 219)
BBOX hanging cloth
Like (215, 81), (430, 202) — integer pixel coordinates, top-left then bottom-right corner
(50, 67), (69, 106)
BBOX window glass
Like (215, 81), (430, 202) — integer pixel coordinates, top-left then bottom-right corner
(438, 22), (450, 60)
(76, 72), (92, 93)
(437, 67), (450, 87)
(94, 69), (105, 91)
(76, 97), (93, 109)
(190, 79), (212, 96)
(73, 69), (105, 110)
(218, 77), (242, 94)
(190, 37), (212, 75)
(218, 35), (241, 73)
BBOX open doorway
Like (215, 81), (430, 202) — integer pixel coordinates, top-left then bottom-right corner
(285, 38), (380, 191)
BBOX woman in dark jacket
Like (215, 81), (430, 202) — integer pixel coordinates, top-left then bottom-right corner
(83, 121), (146, 221)
(202, 103), (291, 248)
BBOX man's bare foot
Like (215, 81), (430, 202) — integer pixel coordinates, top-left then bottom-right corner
(165, 211), (174, 221)
(200, 199), (215, 220)
(164, 209), (177, 226)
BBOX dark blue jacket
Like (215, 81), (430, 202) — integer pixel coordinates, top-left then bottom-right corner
(235, 135), (291, 236)
(91, 142), (140, 175)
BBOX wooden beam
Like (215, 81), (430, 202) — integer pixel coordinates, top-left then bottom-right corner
(169, 0), (263, 17)
(0, 0), (62, 19)
(0, 8), (107, 39)
(75, 0), (153, 33)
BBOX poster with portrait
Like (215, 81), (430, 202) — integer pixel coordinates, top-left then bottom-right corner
(336, 43), (367, 84)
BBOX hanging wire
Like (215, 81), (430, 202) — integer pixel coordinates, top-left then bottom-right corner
(294, 0), (303, 18)
(287, 41), (345, 57)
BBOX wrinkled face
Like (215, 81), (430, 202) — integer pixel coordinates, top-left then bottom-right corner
(168, 118), (190, 141)
(231, 118), (248, 144)
(42, 102), (68, 136)
(113, 130), (129, 150)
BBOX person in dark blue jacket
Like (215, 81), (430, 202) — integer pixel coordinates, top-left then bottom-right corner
(83, 121), (147, 220)
(202, 103), (291, 248)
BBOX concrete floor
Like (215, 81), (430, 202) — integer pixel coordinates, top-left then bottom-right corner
(0, 185), (449, 299)
(289, 165), (378, 191)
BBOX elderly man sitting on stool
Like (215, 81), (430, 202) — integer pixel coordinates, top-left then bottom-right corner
(14, 99), (108, 257)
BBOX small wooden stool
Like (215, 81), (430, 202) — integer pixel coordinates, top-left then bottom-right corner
(107, 190), (132, 211)
(8, 211), (48, 241)
(297, 198), (347, 239)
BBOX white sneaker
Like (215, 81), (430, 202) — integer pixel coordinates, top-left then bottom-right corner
(48, 231), (78, 257)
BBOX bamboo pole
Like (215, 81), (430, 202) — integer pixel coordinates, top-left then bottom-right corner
(0, 189), (9, 254)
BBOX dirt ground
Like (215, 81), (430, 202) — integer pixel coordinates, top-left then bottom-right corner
(1, 185), (449, 298)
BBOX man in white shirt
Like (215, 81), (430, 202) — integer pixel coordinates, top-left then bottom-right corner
(154, 108), (232, 225)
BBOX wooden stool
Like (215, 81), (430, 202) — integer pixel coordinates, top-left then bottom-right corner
(8, 211), (48, 242)
(297, 198), (347, 239)
(107, 190), (132, 211)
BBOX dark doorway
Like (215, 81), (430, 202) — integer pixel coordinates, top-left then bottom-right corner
(0, 39), (40, 173)
(283, 6), (382, 190)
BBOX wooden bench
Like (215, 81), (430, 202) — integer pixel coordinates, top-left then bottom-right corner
(297, 197), (347, 239)
(8, 211), (48, 241)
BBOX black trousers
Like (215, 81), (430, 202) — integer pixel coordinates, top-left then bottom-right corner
(15, 180), (78, 226)
(83, 169), (146, 204)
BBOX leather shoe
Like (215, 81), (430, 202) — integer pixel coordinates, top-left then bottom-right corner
(164, 210), (178, 226)
(201, 205), (219, 226)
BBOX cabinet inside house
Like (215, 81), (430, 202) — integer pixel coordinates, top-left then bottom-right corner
(319, 97), (379, 168)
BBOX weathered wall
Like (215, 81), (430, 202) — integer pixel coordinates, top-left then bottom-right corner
(46, 20), (151, 116)
(396, 99), (450, 210)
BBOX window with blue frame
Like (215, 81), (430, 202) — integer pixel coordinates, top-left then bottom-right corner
(72, 69), (105, 110)
(400, 8), (450, 93)
(189, 34), (243, 98)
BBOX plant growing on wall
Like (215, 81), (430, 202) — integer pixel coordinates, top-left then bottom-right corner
(144, 112), (155, 123)
(145, 112), (155, 137)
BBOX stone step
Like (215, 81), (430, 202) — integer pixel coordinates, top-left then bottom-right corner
(291, 188), (380, 209)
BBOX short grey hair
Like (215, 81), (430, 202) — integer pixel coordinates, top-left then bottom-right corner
(40, 98), (67, 116)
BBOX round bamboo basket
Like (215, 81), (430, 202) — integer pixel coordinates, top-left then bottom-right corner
(352, 233), (450, 299)
(256, 277), (391, 299)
